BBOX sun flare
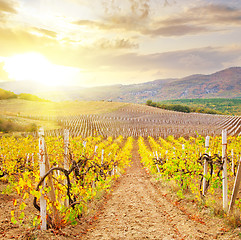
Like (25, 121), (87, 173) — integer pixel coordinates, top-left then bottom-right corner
(3, 52), (80, 86)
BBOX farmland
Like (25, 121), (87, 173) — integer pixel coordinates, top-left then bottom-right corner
(158, 98), (241, 116)
(0, 99), (241, 239)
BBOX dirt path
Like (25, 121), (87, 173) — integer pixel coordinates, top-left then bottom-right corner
(82, 142), (239, 240)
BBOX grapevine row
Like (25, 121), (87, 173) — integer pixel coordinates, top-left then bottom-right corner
(138, 135), (241, 211)
(0, 134), (133, 229)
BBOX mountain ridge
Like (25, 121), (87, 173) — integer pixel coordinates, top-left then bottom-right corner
(0, 67), (240, 102)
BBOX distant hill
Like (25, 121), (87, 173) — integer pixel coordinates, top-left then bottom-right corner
(0, 88), (48, 102)
(0, 88), (17, 100)
(109, 67), (241, 102)
(0, 67), (240, 102)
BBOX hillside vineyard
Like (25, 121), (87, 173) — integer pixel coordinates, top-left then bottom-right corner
(1, 104), (241, 239)
(24, 104), (241, 138)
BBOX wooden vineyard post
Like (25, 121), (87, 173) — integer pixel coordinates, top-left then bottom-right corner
(39, 128), (60, 229)
(155, 151), (160, 173)
(222, 129), (228, 211)
(38, 128), (47, 230)
(94, 145), (98, 153)
(229, 157), (241, 213)
(31, 153), (34, 166)
(26, 153), (29, 166)
(231, 149), (235, 174)
(203, 136), (210, 196)
(101, 149), (104, 165)
(44, 148), (60, 227)
(64, 129), (70, 170)
(64, 129), (69, 207)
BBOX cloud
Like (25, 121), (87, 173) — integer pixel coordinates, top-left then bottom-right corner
(101, 0), (151, 19)
(0, 0), (18, 23)
(181, 4), (241, 25)
(66, 45), (241, 86)
(36, 41), (241, 81)
(88, 46), (241, 76)
(0, 8), (240, 84)
(207, 5), (241, 25)
(72, 14), (148, 33)
(129, 0), (150, 19)
(143, 4), (241, 37)
(0, 0), (18, 14)
(30, 27), (58, 38)
(0, 27), (58, 56)
(72, 3), (241, 37)
(1, 23), (239, 79)
(143, 25), (210, 37)
(72, 19), (106, 29)
(157, 4), (241, 29)
(72, 0), (152, 34)
(95, 38), (139, 50)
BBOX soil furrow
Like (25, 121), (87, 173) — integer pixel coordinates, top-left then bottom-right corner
(83, 142), (216, 240)
(81, 140), (240, 240)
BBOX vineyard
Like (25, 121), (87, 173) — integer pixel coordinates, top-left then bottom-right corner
(22, 104), (241, 138)
(138, 135), (241, 208)
(0, 102), (241, 239)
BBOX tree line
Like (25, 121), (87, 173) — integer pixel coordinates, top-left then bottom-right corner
(146, 100), (221, 115)
(0, 88), (48, 102)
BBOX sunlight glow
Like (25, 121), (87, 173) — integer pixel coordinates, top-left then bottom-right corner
(3, 52), (80, 86)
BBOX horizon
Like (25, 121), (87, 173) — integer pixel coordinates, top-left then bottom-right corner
(1, 66), (240, 90)
(0, 0), (241, 88)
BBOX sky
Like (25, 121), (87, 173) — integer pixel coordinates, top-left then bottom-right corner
(0, 0), (240, 87)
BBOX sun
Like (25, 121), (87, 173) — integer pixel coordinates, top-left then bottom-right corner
(3, 52), (80, 86)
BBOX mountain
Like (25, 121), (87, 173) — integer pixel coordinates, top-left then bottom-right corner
(0, 67), (240, 102)
(114, 67), (241, 102)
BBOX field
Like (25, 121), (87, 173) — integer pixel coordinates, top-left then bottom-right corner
(0, 99), (128, 135)
(0, 99), (241, 239)
(158, 98), (241, 115)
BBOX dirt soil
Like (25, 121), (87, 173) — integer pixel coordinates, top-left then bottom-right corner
(0, 141), (240, 239)
(82, 143), (240, 240)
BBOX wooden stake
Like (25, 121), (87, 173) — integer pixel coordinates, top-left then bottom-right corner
(94, 145), (98, 153)
(222, 129), (228, 211)
(203, 136), (210, 196)
(101, 149), (104, 165)
(63, 129), (70, 207)
(39, 128), (47, 231)
(231, 149), (235, 174)
(229, 157), (241, 213)
(45, 149), (60, 227)
(64, 129), (69, 170)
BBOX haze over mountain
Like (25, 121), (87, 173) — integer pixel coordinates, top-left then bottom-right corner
(0, 67), (240, 103)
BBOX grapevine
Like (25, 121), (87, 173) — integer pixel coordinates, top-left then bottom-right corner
(0, 134), (133, 229)
(138, 135), (241, 206)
